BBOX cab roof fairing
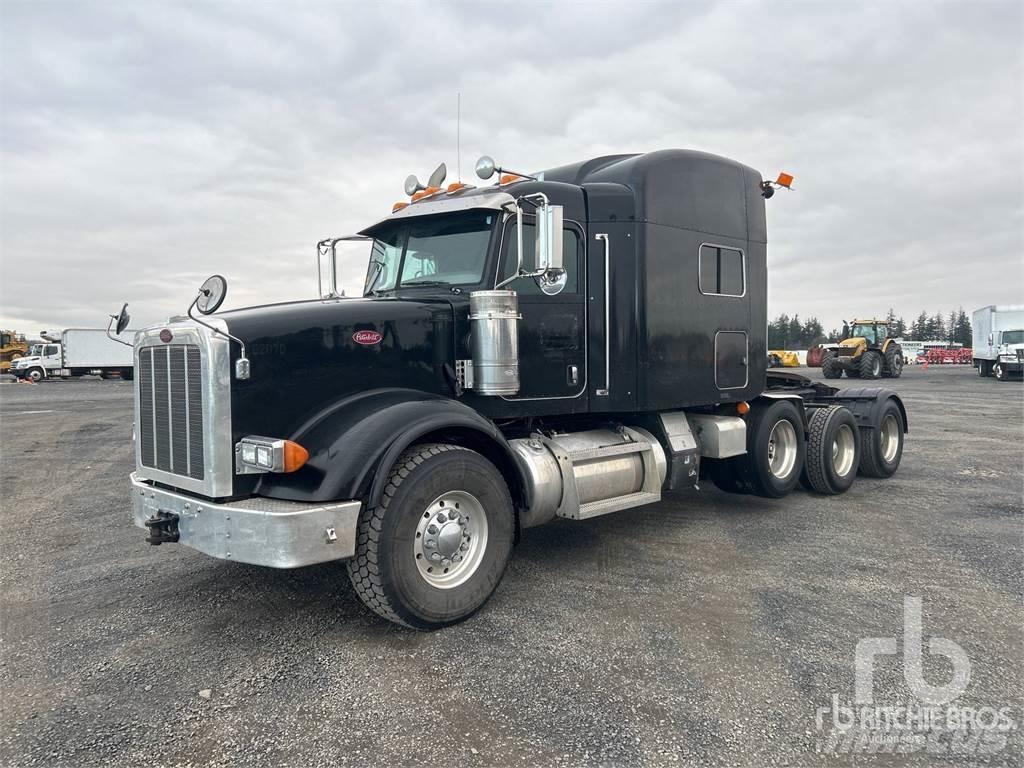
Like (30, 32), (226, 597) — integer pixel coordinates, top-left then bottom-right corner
(358, 190), (517, 237)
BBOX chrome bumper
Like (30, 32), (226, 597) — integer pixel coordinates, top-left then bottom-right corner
(130, 472), (361, 568)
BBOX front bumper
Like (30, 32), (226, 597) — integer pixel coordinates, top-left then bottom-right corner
(130, 472), (361, 568)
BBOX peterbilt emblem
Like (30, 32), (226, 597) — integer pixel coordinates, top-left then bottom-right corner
(352, 330), (383, 346)
(159, 329), (173, 343)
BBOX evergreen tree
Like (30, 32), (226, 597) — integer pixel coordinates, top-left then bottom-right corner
(787, 315), (802, 349)
(931, 313), (946, 341)
(947, 310), (957, 343)
(803, 317), (824, 345)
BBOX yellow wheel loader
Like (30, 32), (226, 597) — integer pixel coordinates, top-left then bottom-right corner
(0, 330), (28, 374)
(821, 320), (903, 380)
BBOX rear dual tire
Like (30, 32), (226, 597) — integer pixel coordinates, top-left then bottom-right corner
(801, 405), (859, 495)
(347, 443), (514, 630)
(858, 399), (904, 478)
(710, 400), (806, 498)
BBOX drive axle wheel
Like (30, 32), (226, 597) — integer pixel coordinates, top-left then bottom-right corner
(347, 443), (514, 630)
(859, 399), (905, 478)
(802, 405), (859, 494)
(712, 400), (806, 498)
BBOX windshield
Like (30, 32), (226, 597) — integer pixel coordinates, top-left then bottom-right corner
(851, 324), (884, 343)
(363, 211), (496, 294)
(1002, 330), (1024, 345)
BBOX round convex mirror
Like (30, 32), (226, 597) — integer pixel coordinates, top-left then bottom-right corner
(475, 155), (496, 180)
(115, 303), (131, 334)
(196, 274), (228, 315)
(537, 269), (567, 296)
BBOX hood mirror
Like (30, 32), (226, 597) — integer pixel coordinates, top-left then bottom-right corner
(196, 274), (227, 315)
(114, 303), (131, 334)
(106, 303), (133, 347)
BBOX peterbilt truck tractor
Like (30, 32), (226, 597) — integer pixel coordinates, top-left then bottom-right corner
(116, 149), (907, 629)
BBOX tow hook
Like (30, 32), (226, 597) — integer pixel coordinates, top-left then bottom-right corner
(144, 511), (180, 545)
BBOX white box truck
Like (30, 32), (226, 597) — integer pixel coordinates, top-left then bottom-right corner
(972, 305), (1024, 381)
(10, 329), (134, 382)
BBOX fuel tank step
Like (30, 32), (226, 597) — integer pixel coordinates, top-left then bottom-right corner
(567, 491), (662, 520)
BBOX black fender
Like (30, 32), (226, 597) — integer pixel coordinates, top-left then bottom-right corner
(831, 387), (908, 433)
(255, 388), (526, 510)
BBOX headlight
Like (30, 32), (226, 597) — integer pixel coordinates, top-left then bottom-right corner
(235, 436), (309, 474)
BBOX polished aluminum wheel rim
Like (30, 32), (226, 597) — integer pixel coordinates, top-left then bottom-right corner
(414, 490), (488, 589)
(767, 419), (798, 479)
(832, 424), (856, 477)
(880, 413), (900, 463)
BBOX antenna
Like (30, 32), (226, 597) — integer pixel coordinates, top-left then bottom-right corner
(457, 92), (461, 182)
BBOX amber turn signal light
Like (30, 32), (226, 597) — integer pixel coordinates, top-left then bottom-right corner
(775, 172), (794, 188)
(392, 201), (409, 213)
(282, 440), (309, 473)
(736, 401), (750, 415)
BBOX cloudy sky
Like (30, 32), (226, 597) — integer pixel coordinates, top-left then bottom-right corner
(1, 0), (1021, 337)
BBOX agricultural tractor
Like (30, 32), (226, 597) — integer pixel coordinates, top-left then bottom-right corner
(821, 320), (903, 380)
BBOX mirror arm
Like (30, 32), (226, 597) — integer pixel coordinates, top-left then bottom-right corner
(105, 314), (133, 348)
(187, 293), (251, 380)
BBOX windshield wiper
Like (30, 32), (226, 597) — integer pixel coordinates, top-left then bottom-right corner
(401, 280), (448, 287)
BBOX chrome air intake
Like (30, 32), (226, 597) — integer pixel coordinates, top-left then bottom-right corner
(469, 290), (520, 395)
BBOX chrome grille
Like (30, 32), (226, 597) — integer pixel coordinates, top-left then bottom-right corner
(138, 345), (205, 479)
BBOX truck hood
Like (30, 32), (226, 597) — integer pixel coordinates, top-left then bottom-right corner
(218, 295), (460, 441)
(12, 356), (40, 366)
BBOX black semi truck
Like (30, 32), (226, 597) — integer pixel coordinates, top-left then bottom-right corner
(119, 149), (907, 629)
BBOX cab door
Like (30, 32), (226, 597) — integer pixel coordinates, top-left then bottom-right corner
(495, 216), (587, 402)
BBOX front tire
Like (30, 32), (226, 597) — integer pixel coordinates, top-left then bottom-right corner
(347, 443), (515, 630)
(25, 367), (44, 383)
(994, 362), (1008, 381)
(860, 350), (883, 380)
(822, 355), (844, 379)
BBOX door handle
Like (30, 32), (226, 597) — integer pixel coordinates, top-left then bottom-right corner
(595, 233), (610, 396)
(567, 364), (579, 386)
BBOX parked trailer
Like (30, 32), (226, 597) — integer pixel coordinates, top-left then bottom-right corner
(116, 149), (907, 629)
(973, 305), (1024, 381)
(11, 329), (135, 382)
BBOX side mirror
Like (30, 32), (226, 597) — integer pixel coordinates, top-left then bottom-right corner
(196, 275), (227, 315)
(533, 203), (565, 295)
(114, 303), (130, 335)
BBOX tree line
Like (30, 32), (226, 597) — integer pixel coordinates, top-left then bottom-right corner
(768, 308), (973, 349)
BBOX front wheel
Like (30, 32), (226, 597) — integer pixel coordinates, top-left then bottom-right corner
(347, 443), (515, 630)
(25, 367), (45, 383)
(994, 363), (1008, 381)
(860, 350), (883, 379)
(822, 355), (843, 379)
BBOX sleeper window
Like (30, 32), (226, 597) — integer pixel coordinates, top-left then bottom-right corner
(699, 244), (745, 297)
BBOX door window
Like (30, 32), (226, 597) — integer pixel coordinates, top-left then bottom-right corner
(498, 220), (581, 295)
(44, 345), (59, 357)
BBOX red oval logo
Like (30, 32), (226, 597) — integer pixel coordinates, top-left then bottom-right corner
(352, 330), (383, 346)
(159, 329), (173, 343)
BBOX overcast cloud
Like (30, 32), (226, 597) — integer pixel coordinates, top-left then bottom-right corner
(1, 0), (1021, 337)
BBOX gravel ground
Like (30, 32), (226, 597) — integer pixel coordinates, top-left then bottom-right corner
(1, 367), (1021, 767)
